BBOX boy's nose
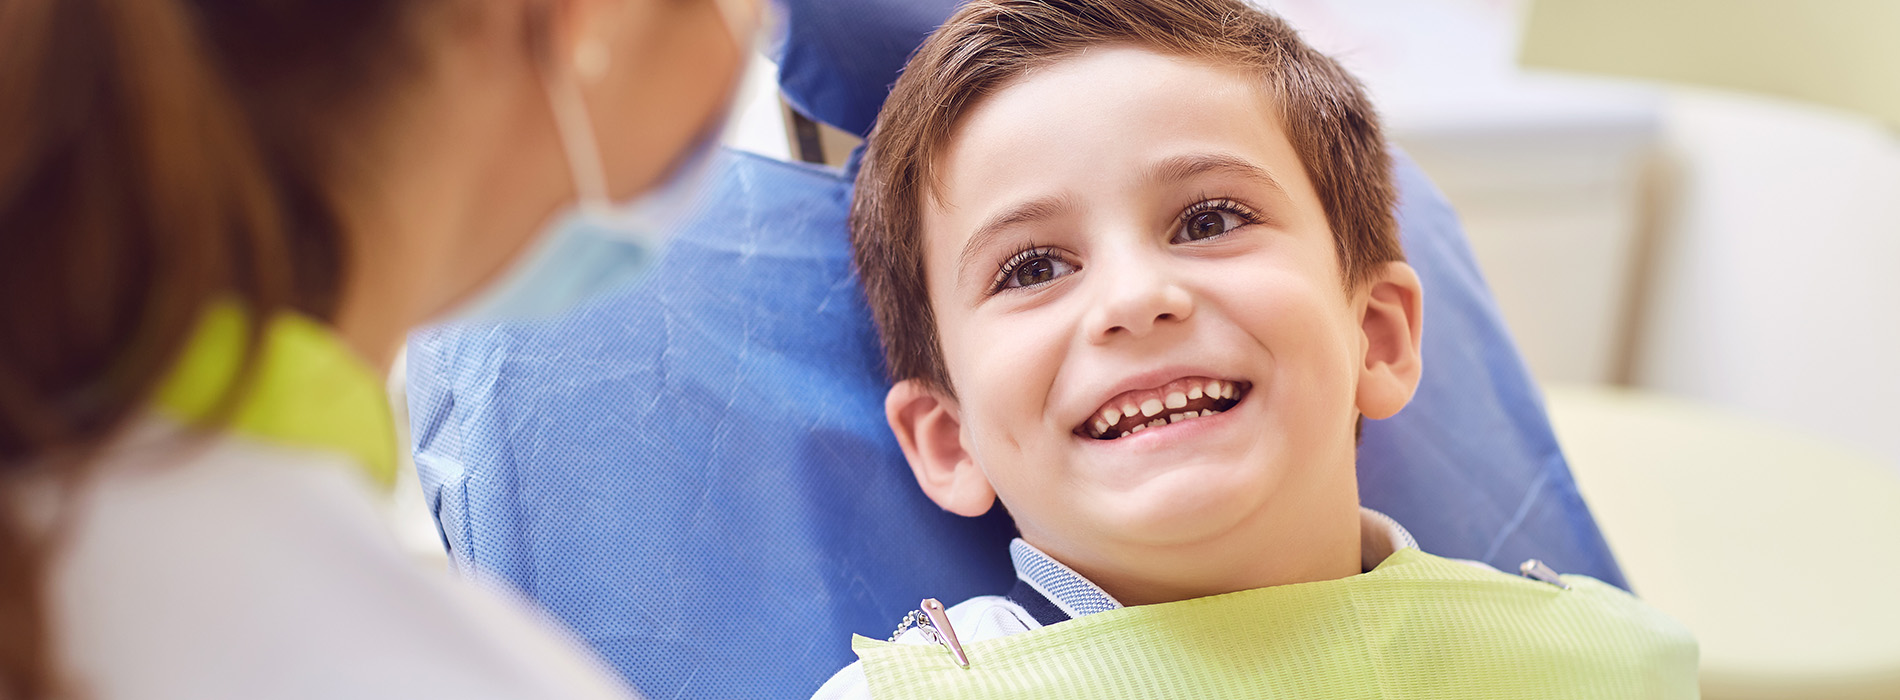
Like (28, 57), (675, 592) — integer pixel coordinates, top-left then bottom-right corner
(1084, 257), (1194, 344)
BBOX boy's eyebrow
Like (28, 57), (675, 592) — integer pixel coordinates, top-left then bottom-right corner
(956, 194), (1076, 287)
(1143, 152), (1288, 195)
(952, 154), (1281, 287)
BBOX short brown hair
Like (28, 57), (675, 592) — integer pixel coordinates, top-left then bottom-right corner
(851, 0), (1401, 392)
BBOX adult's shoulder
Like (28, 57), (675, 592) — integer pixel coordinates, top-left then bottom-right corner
(49, 427), (638, 700)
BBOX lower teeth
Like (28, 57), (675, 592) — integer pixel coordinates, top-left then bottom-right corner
(1100, 408), (1226, 439)
(1088, 391), (1245, 440)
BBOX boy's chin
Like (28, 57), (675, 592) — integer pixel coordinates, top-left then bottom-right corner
(1088, 463), (1284, 546)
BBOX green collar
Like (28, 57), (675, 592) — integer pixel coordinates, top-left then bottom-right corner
(153, 304), (397, 488)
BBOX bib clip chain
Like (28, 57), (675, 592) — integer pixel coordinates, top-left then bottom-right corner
(890, 598), (971, 668)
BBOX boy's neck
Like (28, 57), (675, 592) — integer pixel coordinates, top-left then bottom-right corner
(1026, 472), (1364, 607)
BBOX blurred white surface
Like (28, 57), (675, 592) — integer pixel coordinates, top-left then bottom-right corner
(1637, 91), (1900, 471)
(1550, 384), (1900, 699)
(386, 347), (451, 568)
(722, 51), (792, 162)
(1391, 78), (1660, 384)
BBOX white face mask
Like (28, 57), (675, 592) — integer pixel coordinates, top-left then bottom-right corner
(443, 0), (759, 323)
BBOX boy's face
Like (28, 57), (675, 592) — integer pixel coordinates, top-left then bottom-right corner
(888, 46), (1420, 592)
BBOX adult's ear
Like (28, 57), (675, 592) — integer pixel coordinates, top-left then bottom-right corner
(521, 0), (648, 80)
(523, 0), (594, 72)
(886, 379), (996, 517)
(1355, 261), (1425, 420)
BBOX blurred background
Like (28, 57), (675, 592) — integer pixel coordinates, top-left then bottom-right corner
(387, 0), (1898, 696)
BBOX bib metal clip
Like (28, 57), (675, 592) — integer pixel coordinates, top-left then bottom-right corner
(1518, 559), (1572, 590)
(890, 598), (971, 668)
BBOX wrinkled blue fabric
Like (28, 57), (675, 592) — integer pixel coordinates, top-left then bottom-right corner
(411, 151), (1018, 700)
(408, 147), (1625, 700)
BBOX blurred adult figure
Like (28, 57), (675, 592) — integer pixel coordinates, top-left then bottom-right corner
(0, 0), (756, 696)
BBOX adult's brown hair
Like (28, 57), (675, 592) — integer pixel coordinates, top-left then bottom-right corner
(0, 0), (428, 695)
(850, 0), (1401, 394)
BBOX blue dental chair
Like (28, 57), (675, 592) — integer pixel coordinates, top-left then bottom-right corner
(405, 2), (1628, 698)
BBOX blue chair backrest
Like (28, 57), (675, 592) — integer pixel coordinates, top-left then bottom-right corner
(776, 0), (964, 137)
(407, 2), (1625, 698)
(410, 152), (1018, 700)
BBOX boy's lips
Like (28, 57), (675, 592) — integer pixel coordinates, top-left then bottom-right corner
(1075, 376), (1252, 440)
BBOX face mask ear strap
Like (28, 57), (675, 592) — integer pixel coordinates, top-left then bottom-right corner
(530, 1), (613, 215)
(538, 0), (759, 218)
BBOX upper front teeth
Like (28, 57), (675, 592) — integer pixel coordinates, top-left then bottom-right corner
(1086, 378), (1244, 439)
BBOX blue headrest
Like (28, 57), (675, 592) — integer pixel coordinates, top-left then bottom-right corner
(407, 147), (1624, 700)
(775, 0), (962, 135)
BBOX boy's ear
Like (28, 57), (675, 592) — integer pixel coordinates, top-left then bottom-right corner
(1355, 261), (1425, 421)
(885, 379), (996, 517)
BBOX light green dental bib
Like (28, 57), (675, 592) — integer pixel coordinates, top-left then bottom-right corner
(853, 549), (1697, 699)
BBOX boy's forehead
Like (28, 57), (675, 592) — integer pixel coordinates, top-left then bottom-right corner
(931, 46), (1283, 197)
(921, 46), (1319, 267)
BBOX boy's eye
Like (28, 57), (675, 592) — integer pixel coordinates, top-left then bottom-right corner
(1014, 257), (1060, 286)
(1185, 211), (1228, 240)
(992, 246), (1077, 293)
(1173, 199), (1261, 243)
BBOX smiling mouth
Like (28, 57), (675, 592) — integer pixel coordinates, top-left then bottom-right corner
(1078, 377), (1250, 440)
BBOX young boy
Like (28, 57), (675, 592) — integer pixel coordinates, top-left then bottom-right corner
(817, 1), (1694, 697)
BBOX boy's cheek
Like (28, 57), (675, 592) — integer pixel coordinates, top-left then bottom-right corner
(947, 318), (1066, 407)
(1215, 268), (1356, 348)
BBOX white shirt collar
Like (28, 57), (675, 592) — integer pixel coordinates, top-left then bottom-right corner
(1009, 507), (1418, 618)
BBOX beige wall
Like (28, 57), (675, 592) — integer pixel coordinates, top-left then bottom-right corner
(1521, 0), (1900, 128)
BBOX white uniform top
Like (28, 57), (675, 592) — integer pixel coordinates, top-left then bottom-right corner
(811, 508), (1425, 700)
(45, 423), (640, 700)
